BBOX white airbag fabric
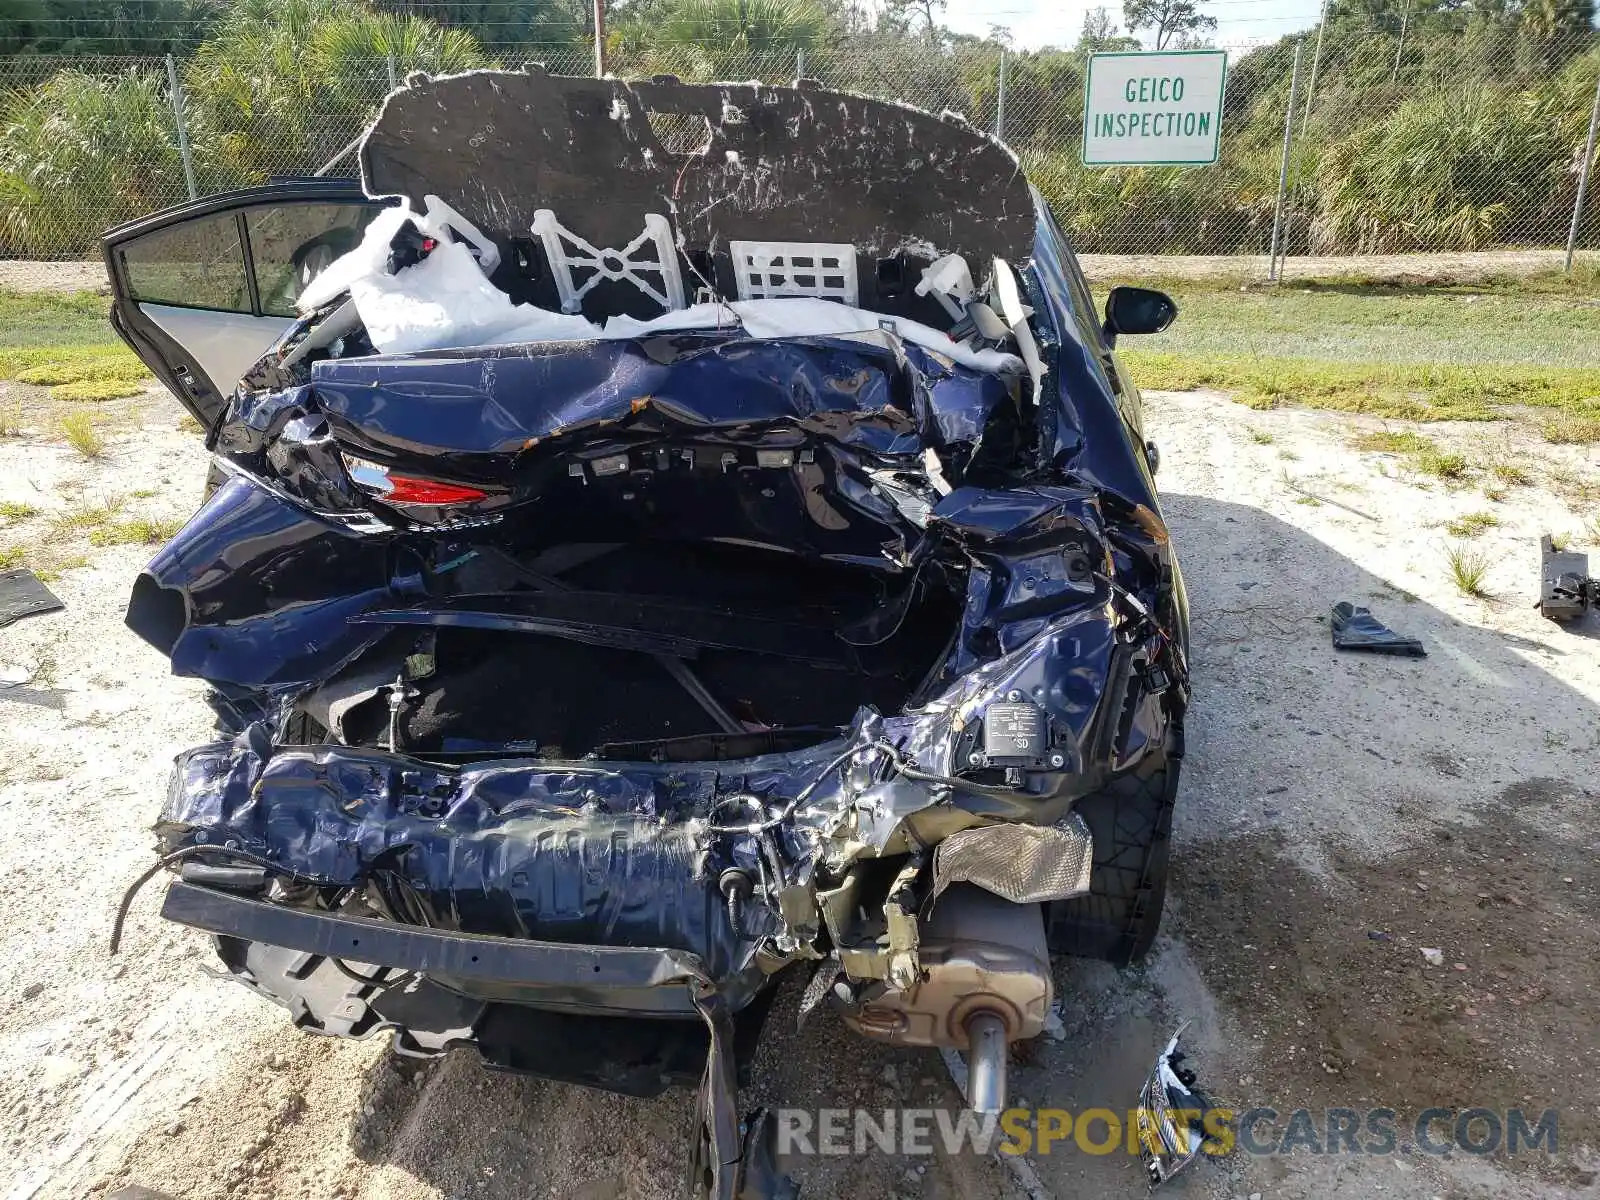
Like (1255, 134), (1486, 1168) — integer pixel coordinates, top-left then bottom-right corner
(298, 203), (1024, 373)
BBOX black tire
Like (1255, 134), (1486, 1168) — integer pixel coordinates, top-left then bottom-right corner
(1045, 728), (1182, 966)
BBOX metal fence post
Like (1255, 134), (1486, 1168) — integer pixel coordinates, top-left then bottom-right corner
(387, 51), (397, 92)
(995, 49), (1007, 143)
(796, 46), (805, 81)
(1269, 40), (1305, 282)
(165, 54), (198, 201)
(1391, 0), (1410, 85)
(1565, 68), (1600, 275)
(1300, 0), (1328, 137)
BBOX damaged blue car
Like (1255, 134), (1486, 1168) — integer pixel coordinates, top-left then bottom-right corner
(105, 70), (1201, 1197)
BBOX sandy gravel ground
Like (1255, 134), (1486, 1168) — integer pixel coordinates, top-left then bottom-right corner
(0, 261), (111, 294)
(2, 378), (1598, 1200)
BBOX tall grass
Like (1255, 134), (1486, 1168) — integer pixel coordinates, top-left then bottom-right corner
(0, 69), (213, 258)
(184, 0), (487, 181)
(0, 7), (1596, 258)
(0, 0), (487, 257)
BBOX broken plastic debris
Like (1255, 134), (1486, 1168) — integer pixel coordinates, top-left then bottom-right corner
(1538, 534), (1593, 622)
(914, 252), (976, 321)
(291, 198), (1025, 374)
(0, 567), (64, 628)
(1136, 1022), (1215, 1187)
(1421, 947), (1444, 966)
(1330, 601), (1426, 657)
(1043, 1003), (1066, 1041)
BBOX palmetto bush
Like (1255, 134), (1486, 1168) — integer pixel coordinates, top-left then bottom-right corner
(0, 68), (212, 257)
(185, 0), (487, 181)
(0, 0), (487, 255)
(611, 0), (833, 82)
(1309, 81), (1572, 252)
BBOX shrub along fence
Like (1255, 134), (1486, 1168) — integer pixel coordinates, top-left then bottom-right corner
(1, 26), (1598, 262)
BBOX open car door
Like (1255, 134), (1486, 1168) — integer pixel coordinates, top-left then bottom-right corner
(102, 181), (390, 428)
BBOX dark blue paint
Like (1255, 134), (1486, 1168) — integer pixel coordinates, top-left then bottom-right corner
(135, 476), (397, 688)
(310, 332), (1003, 469)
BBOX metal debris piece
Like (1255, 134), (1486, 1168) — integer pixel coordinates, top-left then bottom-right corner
(0, 567), (63, 628)
(1330, 601), (1425, 657)
(1539, 534), (1594, 622)
(1136, 1022), (1217, 1187)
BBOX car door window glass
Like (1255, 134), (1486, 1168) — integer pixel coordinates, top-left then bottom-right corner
(248, 203), (383, 317)
(121, 213), (249, 312)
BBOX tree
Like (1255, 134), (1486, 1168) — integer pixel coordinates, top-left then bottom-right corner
(879, 0), (945, 37)
(1121, 0), (1216, 49)
(1520, 0), (1597, 64)
(1077, 5), (1140, 51)
(613, 0), (837, 79)
(0, 0), (219, 55)
(184, 0), (485, 176)
(371, 1), (589, 50)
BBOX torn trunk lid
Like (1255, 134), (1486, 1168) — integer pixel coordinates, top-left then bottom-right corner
(359, 71), (1035, 295)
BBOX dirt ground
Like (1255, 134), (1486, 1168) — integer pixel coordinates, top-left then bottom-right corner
(2, 363), (1599, 1200)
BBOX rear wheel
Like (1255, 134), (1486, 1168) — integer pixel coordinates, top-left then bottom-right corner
(1045, 729), (1181, 966)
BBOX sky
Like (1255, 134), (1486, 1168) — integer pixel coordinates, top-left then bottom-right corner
(939, 0), (1329, 52)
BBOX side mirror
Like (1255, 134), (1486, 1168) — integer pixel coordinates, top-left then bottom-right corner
(1103, 286), (1178, 346)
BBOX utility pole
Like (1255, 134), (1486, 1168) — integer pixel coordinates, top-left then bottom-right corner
(1300, 0), (1329, 137)
(593, 0), (606, 77)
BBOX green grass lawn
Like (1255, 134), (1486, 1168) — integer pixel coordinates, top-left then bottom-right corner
(0, 288), (149, 399)
(1119, 271), (1600, 437)
(0, 288), (117, 348)
(1148, 281), (1600, 368)
(4, 275), (1599, 438)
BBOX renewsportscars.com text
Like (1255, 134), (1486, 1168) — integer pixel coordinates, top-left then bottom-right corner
(773, 1106), (1558, 1159)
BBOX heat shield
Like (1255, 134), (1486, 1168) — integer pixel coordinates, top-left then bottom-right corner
(930, 813), (1094, 905)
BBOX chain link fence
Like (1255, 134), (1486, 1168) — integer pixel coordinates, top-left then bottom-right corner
(2, 29), (1598, 262)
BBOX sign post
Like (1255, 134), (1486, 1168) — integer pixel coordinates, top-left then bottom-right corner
(1081, 50), (1228, 168)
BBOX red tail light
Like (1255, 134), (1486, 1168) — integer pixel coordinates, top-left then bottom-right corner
(383, 476), (487, 505)
(342, 452), (487, 506)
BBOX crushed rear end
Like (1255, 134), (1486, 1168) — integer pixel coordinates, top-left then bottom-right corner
(112, 70), (1191, 1198)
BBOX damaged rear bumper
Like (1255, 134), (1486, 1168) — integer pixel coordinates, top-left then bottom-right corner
(161, 879), (756, 1084)
(162, 880), (716, 1012)
(161, 879), (786, 1198)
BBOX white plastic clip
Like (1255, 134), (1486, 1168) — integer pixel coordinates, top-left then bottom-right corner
(914, 253), (974, 322)
(419, 194), (499, 274)
(530, 210), (687, 315)
(729, 241), (858, 305)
